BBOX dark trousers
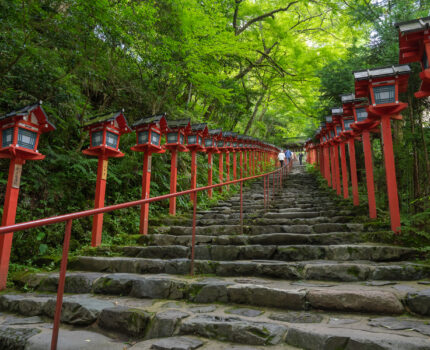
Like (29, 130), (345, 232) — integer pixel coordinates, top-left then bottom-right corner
(280, 160), (284, 167)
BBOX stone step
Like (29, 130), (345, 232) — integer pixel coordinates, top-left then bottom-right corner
(69, 256), (430, 282)
(164, 223), (363, 236)
(16, 272), (430, 316)
(2, 285), (430, 349)
(87, 244), (419, 262)
(137, 232), (366, 246)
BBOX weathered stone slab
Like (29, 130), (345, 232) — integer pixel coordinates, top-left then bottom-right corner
(269, 312), (322, 323)
(98, 306), (152, 336)
(149, 336), (204, 350)
(0, 295), (47, 316)
(226, 308), (263, 317)
(227, 284), (306, 310)
(0, 326), (40, 350)
(180, 315), (287, 345)
(369, 317), (430, 336)
(307, 289), (404, 314)
(406, 289), (430, 316)
(146, 310), (189, 339)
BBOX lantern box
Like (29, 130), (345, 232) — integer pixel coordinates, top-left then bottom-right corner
(396, 16), (430, 98)
(331, 107), (343, 123)
(0, 101), (55, 160)
(131, 113), (167, 154)
(165, 119), (190, 152)
(222, 131), (238, 151)
(205, 129), (222, 152)
(187, 123), (208, 151)
(236, 134), (246, 150)
(83, 110), (131, 158)
(353, 65), (411, 118)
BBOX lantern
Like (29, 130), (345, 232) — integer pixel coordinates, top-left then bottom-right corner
(165, 119), (191, 215)
(396, 16), (430, 98)
(0, 101), (55, 290)
(82, 110), (131, 247)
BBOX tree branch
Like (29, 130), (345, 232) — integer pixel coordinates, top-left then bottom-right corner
(236, 1), (299, 35)
(234, 42), (278, 80)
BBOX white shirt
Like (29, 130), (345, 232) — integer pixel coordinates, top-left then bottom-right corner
(278, 152), (286, 161)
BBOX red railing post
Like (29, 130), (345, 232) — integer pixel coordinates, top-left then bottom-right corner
(244, 150), (248, 176)
(233, 151), (237, 180)
(226, 151), (230, 190)
(340, 142), (349, 199)
(51, 219), (73, 350)
(190, 190), (197, 276)
(334, 144), (341, 196)
(190, 150), (197, 201)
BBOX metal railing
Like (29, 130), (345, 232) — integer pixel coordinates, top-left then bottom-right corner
(0, 161), (291, 350)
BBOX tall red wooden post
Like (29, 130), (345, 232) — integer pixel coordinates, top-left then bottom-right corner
(354, 65), (410, 232)
(244, 147), (248, 176)
(205, 129), (222, 198)
(348, 138), (360, 206)
(187, 124), (208, 201)
(362, 131), (377, 218)
(0, 102), (55, 289)
(169, 150), (178, 215)
(165, 119), (191, 215)
(82, 110), (131, 245)
(331, 108), (344, 196)
(339, 142), (349, 198)
(217, 136), (225, 192)
(131, 114), (167, 235)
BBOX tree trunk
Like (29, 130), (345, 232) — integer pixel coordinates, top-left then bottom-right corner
(244, 93), (264, 134)
(408, 95), (420, 209)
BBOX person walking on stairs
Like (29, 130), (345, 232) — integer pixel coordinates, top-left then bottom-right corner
(285, 149), (292, 165)
(278, 150), (286, 167)
(299, 152), (304, 165)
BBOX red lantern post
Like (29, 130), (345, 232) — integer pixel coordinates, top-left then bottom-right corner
(331, 108), (343, 196)
(354, 65), (411, 232)
(83, 110), (131, 246)
(130, 114), (167, 235)
(165, 119), (191, 215)
(350, 103), (379, 219)
(187, 124), (209, 201)
(0, 102), (55, 289)
(205, 129), (222, 198)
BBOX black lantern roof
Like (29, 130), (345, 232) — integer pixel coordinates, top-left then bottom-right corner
(222, 131), (237, 138)
(395, 16), (430, 34)
(208, 128), (222, 137)
(167, 119), (191, 130)
(0, 101), (56, 132)
(84, 109), (130, 132)
(236, 134), (246, 140)
(340, 93), (367, 104)
(331, 107), (343, 115)
(190, 123), (209, 137)
(132, 113), (167, 129)
(353, 65), (411, 80)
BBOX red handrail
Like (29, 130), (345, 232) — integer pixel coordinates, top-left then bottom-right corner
(0, 162), (290, 350)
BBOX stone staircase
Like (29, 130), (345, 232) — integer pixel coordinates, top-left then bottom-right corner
(2, 165), (430, 349)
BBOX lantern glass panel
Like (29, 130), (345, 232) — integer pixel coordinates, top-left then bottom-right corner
(91, 131), (103, 147)
(106, 131), (118, 148)
(180, 133), (184, 144)
(423, 50), (429, 70)
(167, 132), (178, 144)
(373, 85), (395, 104)
(204, 138), (213, 147)
(188, 135), (197, 144)
(326, 116), (332, 123)
(138, 131), (149, 144)
(198, 136), (202, 145)
(217, 140), (224, 147)
(18, 128), (37, 150)
(356, 108), (367, 121)
(233, 142), (237, 147)
(151, 131), (160, 146)
(336, 126), (342, 135)
(344, 120), (354, 131)
(2, 127), (13, 148)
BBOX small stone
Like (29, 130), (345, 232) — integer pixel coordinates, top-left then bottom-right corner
(269, 312), (322, 323)
(226, 308), (263, 317)
(0, 326), (41, 349)
(406, 288), (430, 316)
(150, 336), (204, 350)
(368, 317), (430, 336)
(146, 310), (189, 339)
(290, 281), (334, 287)
(98, 306), (152, 337)
(188, 305), (216, 313)
(418, 281), (430, 285)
